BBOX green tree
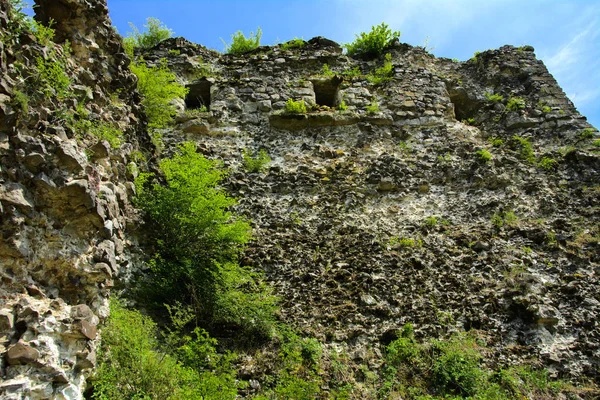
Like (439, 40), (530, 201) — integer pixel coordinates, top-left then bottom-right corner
(134, 143), (276, 337)
(130, 59), (188, 129)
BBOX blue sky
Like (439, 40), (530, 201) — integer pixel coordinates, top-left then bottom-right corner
(61, 1), (600, 127)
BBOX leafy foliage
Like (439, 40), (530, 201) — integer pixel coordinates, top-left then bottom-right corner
(321, 63), (335, 77)
(511, 135), (535, 162)
(130, 59), (188, 129)
(135, 143), (276, 337)
(366, 98), (379, 114)
(366, 53), (394, 84)
(223, 27), (262, 54)
(506, 96), (526, 111)
(485, 92), (504, 103)
(284, 98), (307, 114)
(345, 22), (400, 58)
(380, 326), (566, 399)
(123, 17), (173, 55)
(476, 149), (492, 163)
(34, 51), (72, 100)
(578, 127), (596, 140)
(538, 156), (557, 171)
(243, 148), (272, 173)
(280, 37), (305, 51)
(92, 299), (237, 400)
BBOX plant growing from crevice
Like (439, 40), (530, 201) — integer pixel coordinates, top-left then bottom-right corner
(280, 37), (305, 51)
(345, 22), (400, 58)
(123, 17), (173, 56)
(223, 27), (262, 54)
(476, 149), (492, 163)
(284, 98), (307, 114)
(321, 63), (335, 77)
(511, 135), (535, 162)
(485, 92), (504, 103)
(366, 53), (394, 84)
(242, 148), (271, 173)
(130, 58), (188, 130)
(366, 98), (379, 114)
(506, 96), (526, 111)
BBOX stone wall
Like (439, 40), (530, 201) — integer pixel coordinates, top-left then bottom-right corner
(0, 1), (598, 397)
(148, 37), (599, 381)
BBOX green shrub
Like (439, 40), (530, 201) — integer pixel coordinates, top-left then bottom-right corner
(485, 92), (504, 103)
(578, 127), (596, 140)
(35, 53), (71, 100)
(366, 99), (379, 114)
(321, 63), (335, 77)
(31, 19), (56, 46)
(342, 66), (362, 79)
(492, 210), (518, 229)
(538, 156), (557, 171)
(366, 53), (394, 84)
(389, 237), (422, 248)
(431, 335), (484, 396)
(506, 96), (526, 111)
(93, 299), (238, 400)
(398, 141), (411, 154)
(476, 149), (492, 163)
(11, 89), (29, 115)
(337, 100), (348, 111)
(345, 22), (400, 58)
(124, 17), (173, 54)
(537, 100), (552, 113)
(93, 299), (183, 400)
(424, 216), (438, 227)
(511, 135), (535, 162)
(134, 143), (276, 337)
(130, 59), (188, 129)
(243, 148), (271, 173)
(594, 139), (600, 147)
(386, 324), (420, 365)
(223, 27), (262, 54)
(280, 37), (305, 51)
(489, 137), (504, 147)
(284, 98), (307, 114)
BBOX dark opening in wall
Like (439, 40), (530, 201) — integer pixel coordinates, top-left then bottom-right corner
(312, 76), (343, 107)
(185, 79), (212, 110)
(445, 83), (480, 121)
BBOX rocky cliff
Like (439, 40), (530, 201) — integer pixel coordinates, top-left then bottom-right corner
(0, 0), (599, 398)
(0, 0), (148, 398)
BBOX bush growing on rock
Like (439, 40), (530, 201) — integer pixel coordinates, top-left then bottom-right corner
(134, 142), (277, 338)
(243, 148), (271, 173)
(345, 22), (400, 58)
(223, 27), (262, 54)
(123, 17), (173, 55)
(284, 98), (307, 114)
(130, 59), (188, 130)
(506, 96), (526, 111)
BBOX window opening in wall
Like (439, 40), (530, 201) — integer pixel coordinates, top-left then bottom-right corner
(185, 79), (212, 110)
(312, 76), (343, 107)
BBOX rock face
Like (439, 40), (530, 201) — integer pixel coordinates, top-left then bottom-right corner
(0, 0), (147, 398)
(0, 0), (598, 398)
(149, 37), (599, 380)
